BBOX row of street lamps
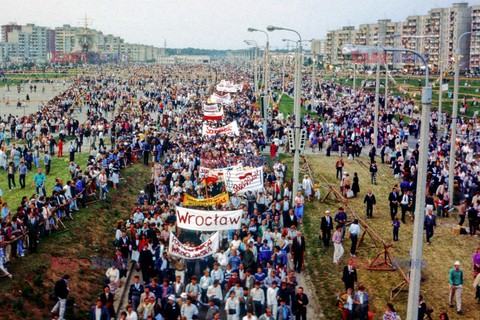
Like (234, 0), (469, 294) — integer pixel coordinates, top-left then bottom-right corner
(240, 25), (478, 320)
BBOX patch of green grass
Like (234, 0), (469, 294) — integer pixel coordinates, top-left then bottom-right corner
(0, 153), (89, 208)
(300, 155), (478, 319)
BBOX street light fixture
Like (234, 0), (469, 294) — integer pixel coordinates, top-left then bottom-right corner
(448, 31), (480, 209)
(344, 44), (432, 320)
(248, 27), (270, 138)
(268, 25), (303, 207)
(244, 40), (259, 99)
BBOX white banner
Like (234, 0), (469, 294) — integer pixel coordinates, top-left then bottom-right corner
(202, 121), (240, 136)
(223, 167), (264, 194)
(216, 80), (243, 93)
(203, 104), (220, 112)
(204, 108), (224, 121)
(176, 206), (243, 231)
(199, 163), (243, 179)
(209, 93), (233, 104)
(168, 231), (219, 259)
(441, 83), (448, 92)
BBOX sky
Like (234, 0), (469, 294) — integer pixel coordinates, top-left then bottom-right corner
(0, 0), (474, 50)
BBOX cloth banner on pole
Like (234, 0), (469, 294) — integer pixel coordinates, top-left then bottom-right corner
(202, 121), (240, 136)
(209, 93), (233, 104)
(216, 80), (243, 93)
(176, 206), (242, 231)
(203, 104), (220, 112)
(199, 164), (243, 179)
(168, 231), (219, 259)
(203, 108), (224, 121)
(183, 193), (230, 207)
(223, 167), (264, 194)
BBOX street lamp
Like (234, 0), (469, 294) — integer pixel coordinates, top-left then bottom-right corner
(448, 31), (479, 208)
(343, 44), (431, 320)
(244, 40), (259, 98)
(268, 25), (303, 207)
(248, 28), (270, 138)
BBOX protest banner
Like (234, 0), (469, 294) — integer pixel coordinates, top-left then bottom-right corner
(183, 193), (229, 207)
(203, 104), (220, 112)
(168, 231), (219, 259)
(203, 108), (224, 121)
(223, 167), (264, 194)
(209, 93), (234, 104)
(176, 206), (242, 231)
(202, 121), (240, 136)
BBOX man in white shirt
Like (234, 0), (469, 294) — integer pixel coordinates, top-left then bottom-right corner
(206, 279), (223, 306)
(266, 281), (279, 317)
(348, 219), (360, 257)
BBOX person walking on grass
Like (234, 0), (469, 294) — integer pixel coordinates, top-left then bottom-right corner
(333, 225), (344, 265)
(449, 261), (463, 315)
(363, 189), (376, 218)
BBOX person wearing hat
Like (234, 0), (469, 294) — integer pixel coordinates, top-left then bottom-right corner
(163, 295), (180, 320)
(449, 261), (464, 314)
(320, 210), (334, 247)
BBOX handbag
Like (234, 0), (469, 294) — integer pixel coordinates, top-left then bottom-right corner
(228, 308), (236, 315)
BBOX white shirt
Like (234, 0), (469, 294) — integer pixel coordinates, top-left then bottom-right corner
(266, 287), (279, 305)
(95, 306), (102, 320)
(207, 284), (223, 300)
(126, 310), (138, 320)
(349, 224), (360, 236)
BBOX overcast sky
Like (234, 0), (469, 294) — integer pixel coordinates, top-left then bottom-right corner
(0, 0), (472, 50)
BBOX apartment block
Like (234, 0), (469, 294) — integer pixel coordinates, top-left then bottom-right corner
(324, 2), (476, 71)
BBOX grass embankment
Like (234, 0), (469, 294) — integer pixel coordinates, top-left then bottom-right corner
(0, 72), (79, 87)
(282, 154), (477, 320)
(0, 160), (151, 320)
(275, 91), (318, 119)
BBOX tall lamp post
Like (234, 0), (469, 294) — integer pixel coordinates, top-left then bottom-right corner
(268, 25), (303, 207)
(244, 40), (259, 98)
(343, 44), (432, 320)
(248, 28), (270, 136)
(448, 31), (478, 208)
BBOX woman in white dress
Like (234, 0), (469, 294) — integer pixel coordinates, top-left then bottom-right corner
(302, 174), (313, 201)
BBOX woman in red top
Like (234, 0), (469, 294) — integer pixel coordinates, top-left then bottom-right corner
(57, 139), (63, 157)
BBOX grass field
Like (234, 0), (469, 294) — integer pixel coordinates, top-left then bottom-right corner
(275, 91), (318, 119)
(289, 155), (480, 320)
(0, 154), (90, 206)
(0, 72), (79, 87)
(0, 160), (151, 320)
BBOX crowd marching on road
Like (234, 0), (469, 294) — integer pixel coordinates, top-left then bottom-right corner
(1, 60), (480, 320)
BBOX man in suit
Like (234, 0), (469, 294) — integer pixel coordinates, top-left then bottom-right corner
(291, 232), (306, 273)
(293, 287), (309, 320)
(353, 284), (369, 320)
(388, 187), (400, 220)
(320, 210), (334, 247)
(424, 208), (437, 244)
(277, 299), (292, 320)
(173, 275), (185, 298)
(118, 231), (130, 259)
(128, 275), (144, 311)
(283, 208), (298, 229)
(51, 275), (70, 320)
(89, 299), (109, 320)
(342, 259), (357, 291)
(139, 246), (154, 284)
(99, 286), (115, 319)
(363, 189), (376, 218)
(400, 191), (412, 223)
(26, 212), (39, 253)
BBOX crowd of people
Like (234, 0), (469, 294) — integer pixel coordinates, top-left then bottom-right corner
(1, 58), (480, 320)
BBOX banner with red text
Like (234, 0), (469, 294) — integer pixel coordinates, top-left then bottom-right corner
(223, 167), (264, 194)
(176, 206), (243, 231)
(202, 121), (240, 136)
(203, 104), (220, 112)
(216, 80), (243, 93)
(168, 231), (219, 259)
(209, 93), (234, 104)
